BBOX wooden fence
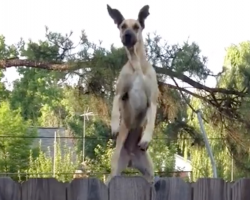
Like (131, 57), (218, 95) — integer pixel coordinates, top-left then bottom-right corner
(0, 176), (250, 200)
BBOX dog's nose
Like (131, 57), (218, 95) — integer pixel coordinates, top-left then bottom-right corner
(123, 30), (135, 47)
(124, 32), (132, 41)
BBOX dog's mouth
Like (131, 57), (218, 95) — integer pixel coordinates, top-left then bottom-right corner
(122, 39), (136, 48)
(122, 31), (136, 48)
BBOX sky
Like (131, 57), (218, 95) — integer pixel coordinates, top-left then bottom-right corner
(1, 0), (250, 88)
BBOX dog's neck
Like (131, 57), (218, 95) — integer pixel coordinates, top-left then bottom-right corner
(125, 37), (147, 70)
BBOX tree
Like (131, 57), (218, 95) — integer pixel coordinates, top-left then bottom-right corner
(0, 35), (13, 101)
(0, 101), (38, 179)
(1, 29), (244, 134)
(208, 41), (250, 176)
(10, 39), (64, 124)
(167, 41), (250, 180)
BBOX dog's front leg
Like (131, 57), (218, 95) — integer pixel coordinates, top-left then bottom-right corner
(111, 94), (121, 136)
(138, 102), (157, 150)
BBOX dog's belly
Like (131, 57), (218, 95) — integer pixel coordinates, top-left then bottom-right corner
(123, 126), (148, 155)
(123, 127), (142, 152)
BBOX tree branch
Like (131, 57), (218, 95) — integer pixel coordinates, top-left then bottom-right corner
(170, 77), (196, 111)
(0, 58), (247, 98)
(154, 66), (247, 96)
(0, 58), (71, 71)
(158, 81), (211, 105)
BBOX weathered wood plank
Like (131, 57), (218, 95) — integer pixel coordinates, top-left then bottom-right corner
(193, 178), (227, 200)
(224, 182), (233, 200)
(109, 176), (152, 200)
(232, 178), (250, 200)
(21, 178), (66, 200)
(67, 178), (108, 200)
(0, 177), (20, 200)
(154, 177), (191, 200)
(2, 177), (250, 200)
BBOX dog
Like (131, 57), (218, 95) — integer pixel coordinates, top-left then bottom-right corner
(106, 47), (154, 185)
(106, 4), (159, 184)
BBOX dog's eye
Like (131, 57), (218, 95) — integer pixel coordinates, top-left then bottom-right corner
(121, 24), (127, 29)
(133, 24), (139, 30)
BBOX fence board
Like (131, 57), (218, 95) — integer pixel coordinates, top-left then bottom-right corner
(109, 176), (152, 200)
(67, 178), (108, 200)
(232, 178), (250, 200)
(0, 177), (20, 200)
(2, 177), (250, 199)
(193, 178), (227, 200)
(154, 177), (191, 200)
(224, 182), (233, 200)
(21, 178), (66, 200)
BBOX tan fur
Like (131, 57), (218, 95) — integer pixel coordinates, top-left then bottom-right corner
(118, 50), (150, 129)
(106, 4), (159, 185)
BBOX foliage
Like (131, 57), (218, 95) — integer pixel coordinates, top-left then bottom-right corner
(182, 98), (232, 181)
(86, 124), (177, 181)
(10, 39), (63, 123)
(211, 41), (250, 176)
(24, 140), (81, 182)
(86, 139), (114, 181)
(1, 25), (250, 181)
(0, 101), (38, 179)
(149, 122), (177, 176)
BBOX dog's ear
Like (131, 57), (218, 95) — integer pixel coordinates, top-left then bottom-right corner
(107, 4), (125, 28)
(138, 5), (150, 29)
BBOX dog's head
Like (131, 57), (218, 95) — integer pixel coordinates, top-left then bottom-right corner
(107, 5), (150, 49)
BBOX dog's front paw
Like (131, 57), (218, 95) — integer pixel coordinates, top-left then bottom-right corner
(138, 132), (152, 151)
(110, 131), (119, 140)
(111, 120), (120, 138)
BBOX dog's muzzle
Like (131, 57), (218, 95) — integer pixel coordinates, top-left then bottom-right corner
(122, 29), (136, 48)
